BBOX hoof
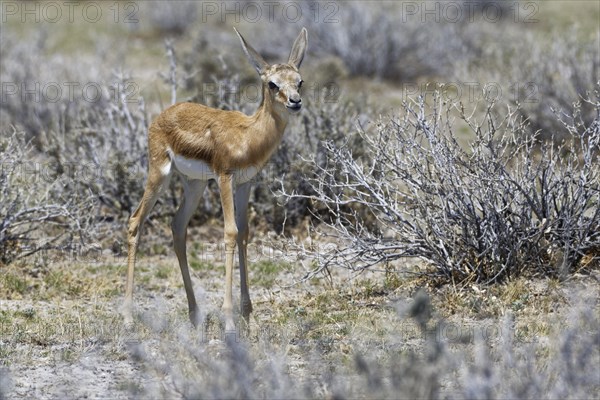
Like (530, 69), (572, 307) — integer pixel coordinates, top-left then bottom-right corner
(189, 309), (202, 328)
(123, 320), (135, 331)
(241, 301), (253, 318)
(120, 299), (134, 327)
(225, 318), (236, 333)
(122, 310), (134, 330)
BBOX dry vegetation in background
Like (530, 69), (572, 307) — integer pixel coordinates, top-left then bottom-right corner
(1, 0), (599, 398)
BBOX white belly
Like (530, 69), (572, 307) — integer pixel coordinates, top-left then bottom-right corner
(172, 154), (259, 184)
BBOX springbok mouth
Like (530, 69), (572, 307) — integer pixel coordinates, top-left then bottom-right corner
(286, 104), (302, 112)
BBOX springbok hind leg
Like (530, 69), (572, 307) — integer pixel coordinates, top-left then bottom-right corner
(171, 178), (207, 327)
(235, 182), (253, 327)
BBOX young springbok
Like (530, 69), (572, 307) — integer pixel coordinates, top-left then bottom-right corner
(123, 27), (308, 331)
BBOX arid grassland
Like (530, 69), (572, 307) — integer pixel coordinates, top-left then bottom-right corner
(1, 245), (599, 398)
(1, 1), (599, 398)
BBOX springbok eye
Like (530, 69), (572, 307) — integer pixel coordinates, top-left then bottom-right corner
(268, 81), (279, 90)
(298, 80), (304, 89)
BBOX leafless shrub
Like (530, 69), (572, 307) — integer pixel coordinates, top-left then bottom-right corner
(0, 33), (183, 240)
(42, 76), (152, 220)
(127, 290), (599, 399)
(0, 130), (96, 264)
(257, 98), (367, 232)
(280, 92), (599, 282)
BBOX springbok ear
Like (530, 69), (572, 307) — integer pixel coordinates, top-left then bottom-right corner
(288, 27), (308, 69)
(234, 27), (269, 74)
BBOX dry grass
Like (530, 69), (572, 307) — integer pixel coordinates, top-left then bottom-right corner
(1, 243), (599, 398)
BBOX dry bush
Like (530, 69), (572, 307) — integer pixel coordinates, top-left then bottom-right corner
(280, 92), (600, 283)
(0, 31), (178, 261)
(0, 130), (96, 264)
(1, 30), (145, 214)
(126, 291), (599, 399)
(40, 73), (152, 221)
(256, 98), (366, 232)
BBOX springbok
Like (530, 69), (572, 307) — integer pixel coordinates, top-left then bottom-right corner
(123, 27), (308, 331)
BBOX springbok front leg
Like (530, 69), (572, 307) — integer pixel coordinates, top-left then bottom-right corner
(218, 174), (237, 332)
(234, 182), (253, 324)
(123, 164), (171, 325)
(172, 178), (207, 327)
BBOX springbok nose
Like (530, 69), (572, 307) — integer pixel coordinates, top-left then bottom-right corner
(289, 96), (301, 104)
